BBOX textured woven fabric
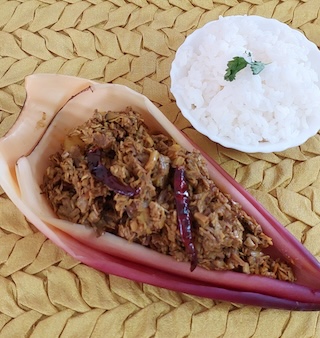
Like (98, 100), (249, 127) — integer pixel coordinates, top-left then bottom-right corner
(1, 0), (320, 337)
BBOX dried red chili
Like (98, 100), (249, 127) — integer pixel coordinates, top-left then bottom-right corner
(87, 148), (139, 197)
(174, 166), (198, 271)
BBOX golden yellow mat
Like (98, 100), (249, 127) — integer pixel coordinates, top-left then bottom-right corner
(1, 0), (320, 337)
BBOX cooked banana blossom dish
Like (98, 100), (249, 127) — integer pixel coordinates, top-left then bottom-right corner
(1, 74), (320, 310)
(43, 108), (294, 281)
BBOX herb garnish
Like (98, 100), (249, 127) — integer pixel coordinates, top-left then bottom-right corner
(224, 52), (268, 81)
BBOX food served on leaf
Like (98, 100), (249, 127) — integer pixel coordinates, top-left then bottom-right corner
(43, 108), (294, 280)
(1, 74), (320, 310)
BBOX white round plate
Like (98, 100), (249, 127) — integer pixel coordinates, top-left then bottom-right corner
(170, 15), (320, 153)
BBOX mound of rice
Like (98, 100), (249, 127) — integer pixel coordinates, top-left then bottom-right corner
(170, 15), (320, 150)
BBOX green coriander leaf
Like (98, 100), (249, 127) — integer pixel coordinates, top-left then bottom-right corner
(224, 57), (248, 82)
(250, 61), (266, 75)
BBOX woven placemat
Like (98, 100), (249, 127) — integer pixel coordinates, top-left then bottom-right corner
(1, 0), (320, 337)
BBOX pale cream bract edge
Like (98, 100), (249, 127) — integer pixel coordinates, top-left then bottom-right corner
(170, 15), (320, 153)
(0, 74), (319, 290)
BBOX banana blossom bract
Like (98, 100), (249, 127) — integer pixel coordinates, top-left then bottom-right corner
(0, 74), (320, 310)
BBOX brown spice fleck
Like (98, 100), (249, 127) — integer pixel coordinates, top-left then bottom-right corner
(36, 112), (47, 129)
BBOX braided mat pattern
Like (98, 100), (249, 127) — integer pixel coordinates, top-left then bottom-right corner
(1, 0), (320, 336)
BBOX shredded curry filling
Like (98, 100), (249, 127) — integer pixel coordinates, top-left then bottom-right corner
(42, 108), (295, 281)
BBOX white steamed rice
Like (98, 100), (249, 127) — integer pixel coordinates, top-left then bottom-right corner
(171, 16), (320, 148)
